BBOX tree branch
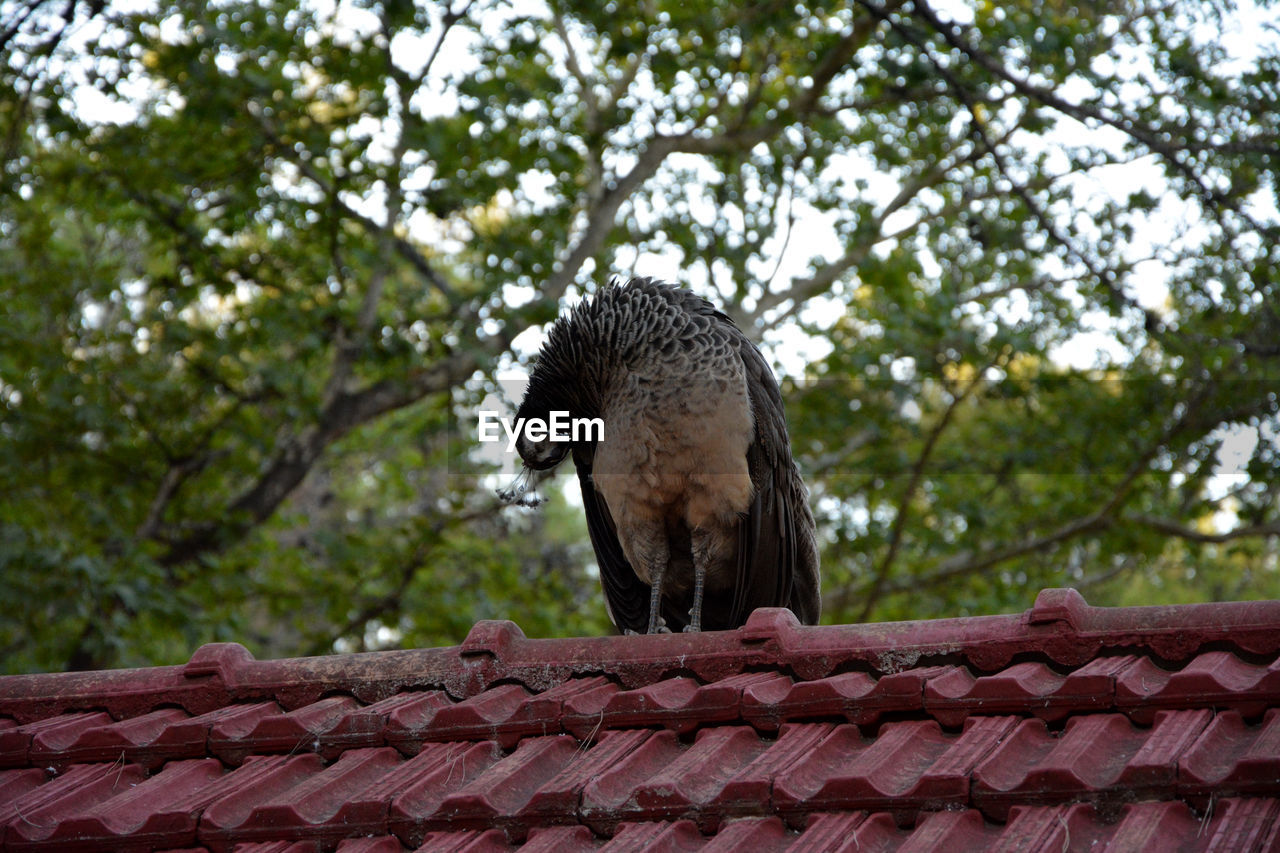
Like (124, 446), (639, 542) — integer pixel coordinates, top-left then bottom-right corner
(906, 0), (1266, 233)
(539, 133), (684, 304)
(551, 9), (599, 130)
(859, 0), (1169, 341)
(843, 365), (995, 621)
(323, 34), (421, 408)
(306, 501), (499, 655)
(792, 3), (904, 116)
(894, 512), (1113, 597)
(750, 136), (989, 328)
(1122, 513), (1280, 545)
(417, 1), (473, 85)
(136, 453), (219, 542)
(869, 378), (1228, 601)
(154, 342), (502, 568)
(248, 103), (458, 306)
(515, 3), (898, 310)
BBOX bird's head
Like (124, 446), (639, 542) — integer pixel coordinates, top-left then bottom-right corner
(514, 424), (572, 470)
(507, 295), (607, 474)
(497, 399), (572, 508)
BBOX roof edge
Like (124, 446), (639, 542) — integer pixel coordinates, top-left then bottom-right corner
(3, 589), (1279, 723)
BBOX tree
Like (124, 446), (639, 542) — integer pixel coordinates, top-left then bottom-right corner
(1, 0), (1277, 672)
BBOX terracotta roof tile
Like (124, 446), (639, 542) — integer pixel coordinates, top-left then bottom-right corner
(1180, 709), (1280, 799)
(0, 711), (114, 769)
(387, 740), (505, 846)
(4, 761), (149, 849)
(1117, 652), (1280, 723)
(4, 589), (1280, 850)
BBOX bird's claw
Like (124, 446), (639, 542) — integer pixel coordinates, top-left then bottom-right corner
(645, 615), (670, 634)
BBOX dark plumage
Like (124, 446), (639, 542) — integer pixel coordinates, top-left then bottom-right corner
(512, 277), (820, 633)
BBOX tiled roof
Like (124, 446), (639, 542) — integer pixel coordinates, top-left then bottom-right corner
(3, 588), (1280, 851)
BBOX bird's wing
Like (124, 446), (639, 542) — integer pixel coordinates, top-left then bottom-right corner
(731, 336), (804, 624)
(571, 446), (652, 633)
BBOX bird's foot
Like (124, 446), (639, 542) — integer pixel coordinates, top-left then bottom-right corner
(682, 623), (701, 633)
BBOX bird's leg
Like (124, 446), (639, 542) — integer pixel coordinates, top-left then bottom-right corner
(686, 562), (706, 633)
(647, 565), (667, 634)
(627, 522), (671, 634)
(686, 527), (729, 633)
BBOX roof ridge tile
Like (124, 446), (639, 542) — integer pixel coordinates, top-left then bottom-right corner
(9, 590), (1280, 725)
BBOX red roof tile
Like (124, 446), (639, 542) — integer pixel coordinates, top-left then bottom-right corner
(3, 588), (1280, 851)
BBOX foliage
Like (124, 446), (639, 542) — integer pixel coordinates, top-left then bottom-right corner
(1, 0), (1277, 671)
